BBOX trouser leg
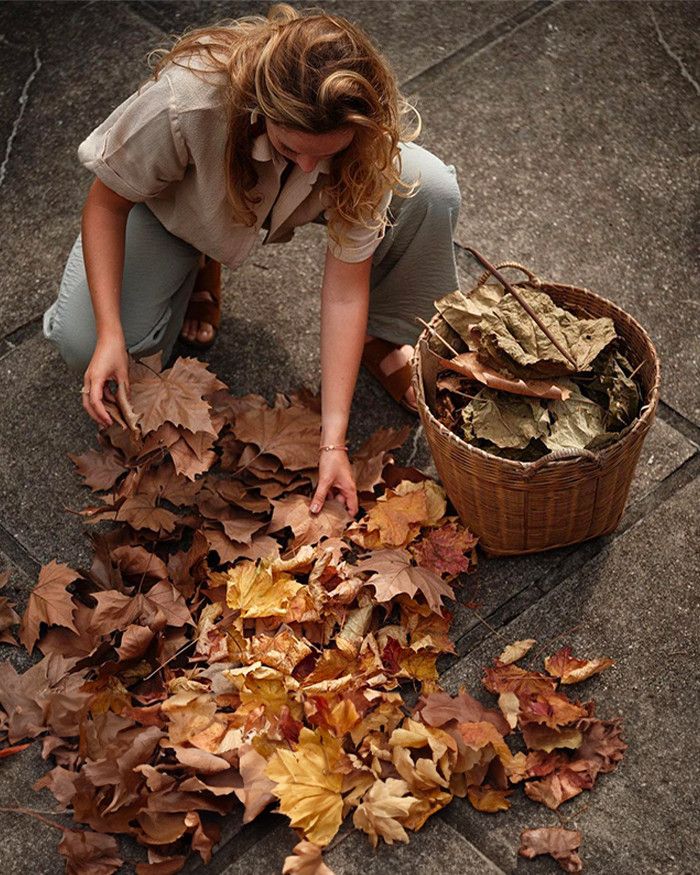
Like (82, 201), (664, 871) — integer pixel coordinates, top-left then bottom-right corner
(367, 141), (462, 347)
(43, 203), (201, 374)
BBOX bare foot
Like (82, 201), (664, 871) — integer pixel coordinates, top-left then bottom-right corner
(364, 334), (418, 409)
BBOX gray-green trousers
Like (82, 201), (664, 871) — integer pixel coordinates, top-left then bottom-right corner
(43, 141), (461, 373)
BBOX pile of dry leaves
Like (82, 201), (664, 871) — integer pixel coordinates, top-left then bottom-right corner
(0, 354), (625, 873)
(425, 283), (642, 460)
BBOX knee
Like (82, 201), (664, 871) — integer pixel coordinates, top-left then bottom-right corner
(43, 309), (93, 375)
(419, 161), (461, 216)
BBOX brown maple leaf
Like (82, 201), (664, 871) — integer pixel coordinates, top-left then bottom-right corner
(129, 358), (220, 436)
(544, 646), (614, 684)
(355, 549), (455, 615)
(58, 828), (123, 875)
(269, 494), (351, 549)
(69, 447), (127, 491)
(411, 521), (478, 577)
(233, 401), (322, 471)
(19, 560), (80, 652)
(519, 827), (583, 873)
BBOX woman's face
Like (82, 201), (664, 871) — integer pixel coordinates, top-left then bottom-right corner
(265, 118), (355, 174)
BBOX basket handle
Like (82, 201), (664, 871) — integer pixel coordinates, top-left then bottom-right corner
(462, 246), (577, 370)
(522, 447), (602, 479)
(475, 261), (542, 289)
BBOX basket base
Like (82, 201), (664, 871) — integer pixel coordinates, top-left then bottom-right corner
(478, 517), (622, 558)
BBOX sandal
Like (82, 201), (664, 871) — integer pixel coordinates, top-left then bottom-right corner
(179, 255), (222, 350)
(361, 336), (419, 415)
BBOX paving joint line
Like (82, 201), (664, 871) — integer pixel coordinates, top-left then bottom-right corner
(656, 400), (700, 448)
(0, 315), (43, 360)
(401, 0), (559, 95)
(0, 521), (42, 582)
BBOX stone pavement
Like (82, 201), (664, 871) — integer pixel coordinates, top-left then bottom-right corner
(0, 1), (697, 873)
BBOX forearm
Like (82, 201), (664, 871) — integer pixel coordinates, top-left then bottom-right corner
(81, 180), (134, 341)
(319, 254), (371, 445)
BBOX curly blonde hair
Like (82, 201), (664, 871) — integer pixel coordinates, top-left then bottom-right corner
(144, 3), (421, 248)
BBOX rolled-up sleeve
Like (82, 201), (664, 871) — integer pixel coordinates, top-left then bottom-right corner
(324, 185), (393, 263)
(77, 72), (189, 202)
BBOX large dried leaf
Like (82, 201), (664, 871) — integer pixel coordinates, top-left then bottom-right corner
(352, 777), (418, 848)
(462, 389), (549, 449)
(472, 288), (617, 377)
(355, 549), (455, 615)
(518, 827), (583, 873)
(19, 561), (80, 652)
(265, 728), (345, 847)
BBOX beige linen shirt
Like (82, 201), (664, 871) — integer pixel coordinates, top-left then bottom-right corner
(77, 60), (393, 269)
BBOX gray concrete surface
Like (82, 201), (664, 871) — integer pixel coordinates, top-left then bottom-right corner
(0, 2), (697, 874)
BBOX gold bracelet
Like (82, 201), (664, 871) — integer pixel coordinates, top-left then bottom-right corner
(319, 444), (349, 452)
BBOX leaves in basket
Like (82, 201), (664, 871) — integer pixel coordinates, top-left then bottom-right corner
(470, 288), (617, 378)
(462, 389), (550, 450)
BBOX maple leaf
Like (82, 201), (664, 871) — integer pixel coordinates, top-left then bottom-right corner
(130, 357), (219, 436)
(497, 639), (537, 665)
(69, 447), (127, 491)
(283, 841), (336, 875)
(352, 777), (419, 848)
(19, 560), (80, 653)
(523, 760), (594, 809)
(58, 828), (123, 875)
(466, 784), (512, 812)
(411, 521), (477, 577)
(225, 560), (302, 619)
(418, 689), (509, 735)
(518, 827), (583, 873)
(544, 646), (614, 684)
(268, 494), (351, 550)
(573, 716), (627, 778)
(234, 402), (322, 470)
(234, 744), (276, 823)
(355, 549), (455, 615)
(265, 727), (345, 846)
(522, 724), (583, 753)
(362, 488), (428, 548)
(0, 573), (20, 645)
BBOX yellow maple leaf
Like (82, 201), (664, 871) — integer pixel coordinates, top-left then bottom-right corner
(225, 559), (302, 618)
(363, 489), (428, 548)
(392, 479), (447, 526)
(265, 728), (345, 846)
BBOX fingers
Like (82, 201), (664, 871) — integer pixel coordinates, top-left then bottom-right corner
(88, 377), (112, 428)
(310, 478), (331, 514)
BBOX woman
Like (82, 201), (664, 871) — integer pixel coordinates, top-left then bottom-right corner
(42, 3), (461, 517)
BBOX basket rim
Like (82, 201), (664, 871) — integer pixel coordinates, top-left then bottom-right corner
(411, 277), (661, 474)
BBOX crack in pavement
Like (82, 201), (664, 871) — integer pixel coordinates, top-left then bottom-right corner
(647, 3), (700, 98)
(0, 45), (42, 191)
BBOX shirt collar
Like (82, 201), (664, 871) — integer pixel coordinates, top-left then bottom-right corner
(250, 112), (331, 178)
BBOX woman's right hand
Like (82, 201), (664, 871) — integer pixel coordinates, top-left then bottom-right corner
(82, 332), (131, 428)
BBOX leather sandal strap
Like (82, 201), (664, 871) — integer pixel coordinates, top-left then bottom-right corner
(186, 258), (222, 328)
(361, 337), (413, 404)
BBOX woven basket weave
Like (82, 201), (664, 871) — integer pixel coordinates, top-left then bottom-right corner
(411, 263), (661, 556)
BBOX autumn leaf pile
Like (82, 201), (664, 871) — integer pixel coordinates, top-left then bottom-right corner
(0, 354), (625, 874)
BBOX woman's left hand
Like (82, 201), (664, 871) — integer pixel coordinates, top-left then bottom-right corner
(310, 450), (358, 516)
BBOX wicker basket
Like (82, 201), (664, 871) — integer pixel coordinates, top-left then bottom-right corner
(411, 262), (661, 556)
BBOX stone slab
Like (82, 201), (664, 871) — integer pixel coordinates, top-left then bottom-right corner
(127, 0), (530, 86)
(0, 1), (174, 337)
(325, 817), (506, 874)
(0, 334), (101, 568)
(413, 0), (700, 424)
(218, 817), (505, 875)
(437, 477), (700, 874)
(0, 551), (34, 673)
